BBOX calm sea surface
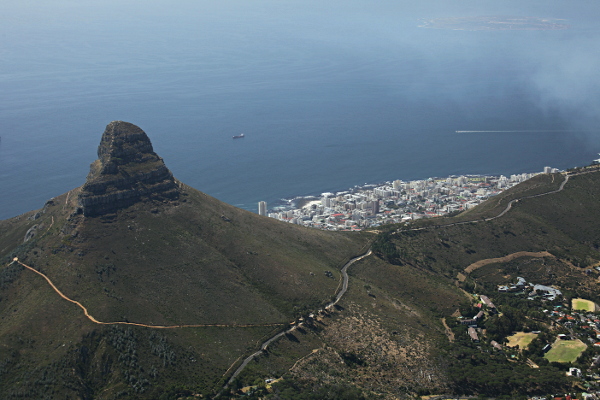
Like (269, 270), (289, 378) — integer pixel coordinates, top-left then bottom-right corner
(1, 1), (599, 219)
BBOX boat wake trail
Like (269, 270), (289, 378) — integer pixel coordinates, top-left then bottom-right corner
(455, 130), (576, 134)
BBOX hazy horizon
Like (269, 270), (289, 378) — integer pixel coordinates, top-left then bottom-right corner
(1, 0), (599, 219)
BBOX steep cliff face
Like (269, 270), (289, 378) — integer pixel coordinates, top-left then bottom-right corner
(77, 121), (179, 217)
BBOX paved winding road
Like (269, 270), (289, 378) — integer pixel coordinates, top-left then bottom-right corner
(483, 172), (569, 222)
(221, 249), (373, 392)
(327, 249), (372, 308)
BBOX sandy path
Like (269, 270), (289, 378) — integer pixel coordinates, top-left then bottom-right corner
(463, 251), (553, 276)
(441, 318), (455, 343)
(10, 258), (284, 329)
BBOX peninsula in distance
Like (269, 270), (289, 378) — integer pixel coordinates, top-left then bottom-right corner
(2, 121), (600, 399)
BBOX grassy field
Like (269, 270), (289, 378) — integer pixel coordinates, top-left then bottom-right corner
(545, 339), (587, 363)
(506, 332), (538, 349)
(572, 298), (598, 312)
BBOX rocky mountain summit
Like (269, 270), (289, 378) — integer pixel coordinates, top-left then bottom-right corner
(77, 121), (179, 216)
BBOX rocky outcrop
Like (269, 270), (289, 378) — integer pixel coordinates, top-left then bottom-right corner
(77, 121), (179, 217)
(24, 225), (38, 243)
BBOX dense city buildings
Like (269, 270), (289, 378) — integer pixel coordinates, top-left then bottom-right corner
(259, 168), (560, 230)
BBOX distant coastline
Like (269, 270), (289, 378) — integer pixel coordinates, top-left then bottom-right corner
(277, 173), (518, 211)
(265, 170), (560, 230)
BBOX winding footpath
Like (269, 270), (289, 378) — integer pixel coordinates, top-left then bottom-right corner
(9, 258), (284, 329)
(462, 251), (554, 276)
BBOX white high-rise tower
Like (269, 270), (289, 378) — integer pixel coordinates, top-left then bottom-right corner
(258, 201), (267, 216)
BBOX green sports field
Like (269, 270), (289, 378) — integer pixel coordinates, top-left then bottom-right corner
(572, 298), (598, 312)
(544, 339), (587, 363)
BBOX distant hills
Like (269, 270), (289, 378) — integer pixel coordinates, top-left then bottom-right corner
(1, 121), (600, 399)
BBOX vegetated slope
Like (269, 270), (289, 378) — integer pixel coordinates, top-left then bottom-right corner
(0, 122), (370, 399)
(15, 185), (367, 326)
(222, 251), (467, 399)
(515, 170), (600, 255)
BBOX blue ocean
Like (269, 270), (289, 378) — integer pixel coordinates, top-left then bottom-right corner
(1, 0), (599, 220)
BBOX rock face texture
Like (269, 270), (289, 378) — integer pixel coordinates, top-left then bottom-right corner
(77, 121), (179, 217)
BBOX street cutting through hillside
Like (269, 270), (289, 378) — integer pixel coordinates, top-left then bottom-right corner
(401, 171), (572, 234)
(220, 249), (373, 393)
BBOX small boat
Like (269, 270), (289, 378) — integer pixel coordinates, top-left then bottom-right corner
(232, 133), (245, 139)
